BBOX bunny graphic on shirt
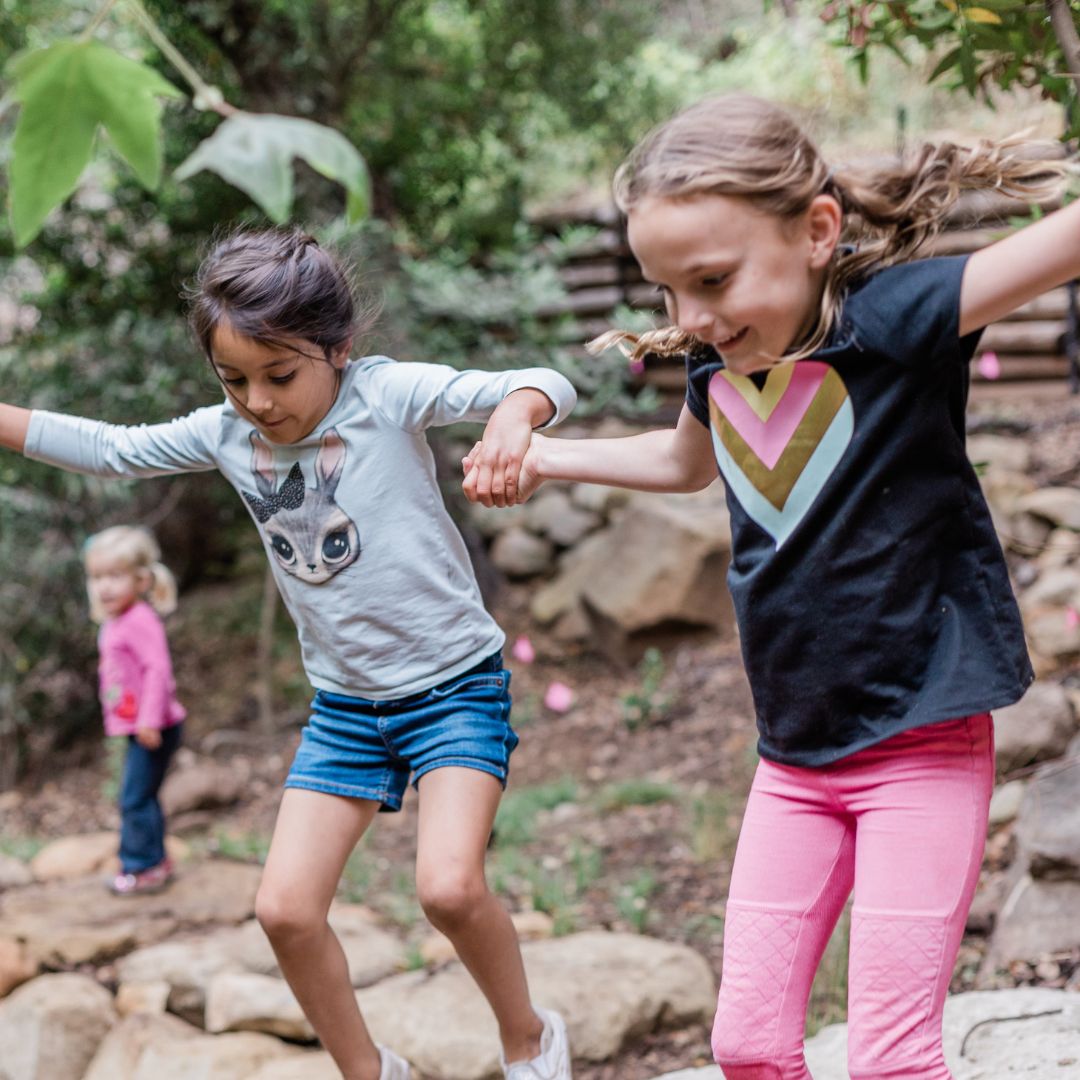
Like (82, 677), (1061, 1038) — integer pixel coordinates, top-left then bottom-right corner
(242, 428), (361, 584)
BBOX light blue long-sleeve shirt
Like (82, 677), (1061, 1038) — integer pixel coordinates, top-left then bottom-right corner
(26, 356), (576, 698)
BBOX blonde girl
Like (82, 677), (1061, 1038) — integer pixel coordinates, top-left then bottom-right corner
(464, 93), (1069, 1079)
(84, 525), (185, 895)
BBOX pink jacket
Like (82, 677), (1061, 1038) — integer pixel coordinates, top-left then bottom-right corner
(98, 601), (186, 736)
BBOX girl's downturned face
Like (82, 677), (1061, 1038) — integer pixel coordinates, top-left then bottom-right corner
(86, 554), (145, 619)
(627, 193), (840, 374)
(211, 322), (349, 445)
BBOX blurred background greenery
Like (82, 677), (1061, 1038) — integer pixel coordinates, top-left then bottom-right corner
(0, 0), (1066, 782)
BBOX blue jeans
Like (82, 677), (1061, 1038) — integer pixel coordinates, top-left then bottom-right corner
(285, 652), (517, 811)
(118, 723), (183, 873)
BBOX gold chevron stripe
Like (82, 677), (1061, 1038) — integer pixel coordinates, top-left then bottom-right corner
(710, 368), (848, 510)
(720, 362), (796, 421)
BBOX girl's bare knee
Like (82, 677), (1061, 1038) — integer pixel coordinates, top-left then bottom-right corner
(255, 885), (322, 942)
(416, 870), (488, 930)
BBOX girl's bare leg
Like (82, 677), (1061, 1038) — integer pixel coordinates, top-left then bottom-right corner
(415, 766), (544, 1063)
(256, 788), (383, 1080)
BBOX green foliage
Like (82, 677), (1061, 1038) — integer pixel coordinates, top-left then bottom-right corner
(0, 834), (46, 862)
(0, 0), (372, 245)
(493, 777), (578, 848)
(615, 869), (658, 933)
(173, 112), (370, 225)
(620, 647), (671, 731)
(7, 40), (182, 245)
(595, 778), (679, 812)
(690, 790), (739, 864)
(101, 735), (127, 802)
(210, 826), (272, 863)
(819, 1), (1074, 129)
(391, 231), (658, 418)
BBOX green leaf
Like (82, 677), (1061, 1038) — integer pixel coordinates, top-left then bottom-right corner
(174, 113), (371, 224)
(928, 45), (963, 82)
(6, 41), (182, 247)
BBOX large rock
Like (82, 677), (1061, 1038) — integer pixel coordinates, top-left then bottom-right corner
(792, 987), (1080, 1080)
(1017, 487), (1080, 531)
(118, 902), (403, 1019)
(0, 973), (116, 1080)
(354, 931), (716, 1080)
(992, 682), (1075, 773)
(27, 832), (188, 882)
(556, 491), (733, 663)
(82, 1012), (303, 1080)
(251, 1054), (340, 1079)
(117, 906), (404, 1023)
(490, 527), (556, 578)
(0, 853), (32, 890)
(204, 972), (313, 1040)
(0, 860), (261, 969)
(161, 759), (246, 815)
(0, 937), (36, 999)
(980, 873), (1080, 976)
(1013, 755), (1080, 878)
(967, 435), (1032, 475)
(29, 832), (121, 881)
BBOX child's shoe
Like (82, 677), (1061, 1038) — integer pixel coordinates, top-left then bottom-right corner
(109, 856), (174, 895)
(379, 1046), (411, 1080)
(502, 1008), (571, 1079)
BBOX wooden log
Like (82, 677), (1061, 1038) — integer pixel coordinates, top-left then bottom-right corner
(973, 354), (1069, 381)
(535, 285), (625, 319)
(980, 321), (1064, 354)
(559, 262), (623, 289)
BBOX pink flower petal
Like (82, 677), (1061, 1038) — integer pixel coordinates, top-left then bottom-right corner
(628, 357), (646, 375)
(977, 351), (1001, 381)
(511, 634), (536, 664)
(543, 681), (575, 712)
(1066, 607), (1079, 631)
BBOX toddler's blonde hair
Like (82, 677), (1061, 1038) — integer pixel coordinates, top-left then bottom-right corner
(595, 93), (1068, 363)
(83, 525), (178, 622)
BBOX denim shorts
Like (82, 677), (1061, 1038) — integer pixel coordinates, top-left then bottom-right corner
(284, 652), (516, 811)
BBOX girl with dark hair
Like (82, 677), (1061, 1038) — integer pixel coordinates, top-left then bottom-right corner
(1, 227), (576, 1080)
(464, 93), (1071, 1079)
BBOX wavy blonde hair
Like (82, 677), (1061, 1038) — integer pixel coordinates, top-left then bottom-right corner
(594, 93), (1068, 363)
(84, 526), (178, 623)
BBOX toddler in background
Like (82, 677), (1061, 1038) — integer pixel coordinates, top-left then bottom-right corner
(85, 525), (185, 895)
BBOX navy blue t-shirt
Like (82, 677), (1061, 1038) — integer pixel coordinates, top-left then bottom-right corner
(685, 254), (1033, 766)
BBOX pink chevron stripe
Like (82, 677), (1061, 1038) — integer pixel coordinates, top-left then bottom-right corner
(708, 363), (829, 470)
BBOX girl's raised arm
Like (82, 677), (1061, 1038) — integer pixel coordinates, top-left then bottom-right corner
(960, 199), (1080, 337)
(0, 404), (31, 453)
(525, 403), (717, 497)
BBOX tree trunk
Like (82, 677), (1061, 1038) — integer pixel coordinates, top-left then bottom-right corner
(254, 565), (278, 733)
(1047, 0), (1080, 83)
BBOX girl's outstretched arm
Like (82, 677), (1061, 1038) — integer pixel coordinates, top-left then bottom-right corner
(961, 199), (1080, 336)
(0, 405), (31, 453)
(507, 404), (717, 505)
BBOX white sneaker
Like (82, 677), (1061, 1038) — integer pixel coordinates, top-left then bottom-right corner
(379, 1046), (411, 1080)
(502, 1008), (571, 1079)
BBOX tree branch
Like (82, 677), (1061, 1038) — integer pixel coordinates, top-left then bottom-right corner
(1047, 0), (1080, 83)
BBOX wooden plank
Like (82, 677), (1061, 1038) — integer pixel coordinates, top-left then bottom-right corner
(973, 354), (1069, 381)
(559, 262), (623, 289)
(980, 321), (1064, 354)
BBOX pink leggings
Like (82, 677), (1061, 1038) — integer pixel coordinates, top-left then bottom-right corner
(712, 714), (993, 1080)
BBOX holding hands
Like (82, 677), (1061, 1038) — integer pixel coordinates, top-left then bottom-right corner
(461, 389), (552, 507)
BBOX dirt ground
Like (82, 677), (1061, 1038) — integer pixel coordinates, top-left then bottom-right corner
(3, 388), (1080, 1078)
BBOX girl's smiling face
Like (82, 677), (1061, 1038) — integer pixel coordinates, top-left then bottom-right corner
(211, 321), (350, 444)
(627, 192), (841, 374)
